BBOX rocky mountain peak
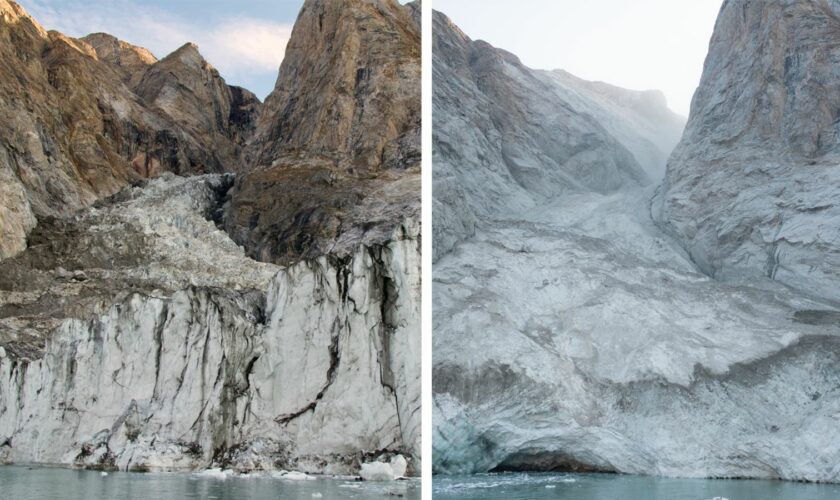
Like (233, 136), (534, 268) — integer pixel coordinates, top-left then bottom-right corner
(0, 0), (252, 259)
(165, 42), (211, 71)
(131, 40), (250, 173)
(252, 0), (420, 171)
(48, 30), (99, 58)
(82, 32), (157, 87)
(0, 0), (30, 24)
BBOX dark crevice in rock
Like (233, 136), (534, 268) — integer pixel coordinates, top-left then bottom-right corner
(151, 302), (169, 398)
(275, 319), (342, 425)
(369, 245), (403, 437)
(335, 255), (352, 303)
(207, 173), (235, 229)
(240, 354), (261, 396)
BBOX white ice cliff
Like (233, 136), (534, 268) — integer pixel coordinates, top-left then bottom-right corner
(432, 2), (840, 482)
(0, 175), (420, 473)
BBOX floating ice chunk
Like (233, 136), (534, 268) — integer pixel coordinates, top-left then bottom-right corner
(359, 461), (396, 481)
(312, 494), (323, 498)
(390, 454), (407, 478)
(100, 472), (108, 477)
(277, 471), (315, 481)
(545, 485), (556, 489)
(195, 468), (232, 480)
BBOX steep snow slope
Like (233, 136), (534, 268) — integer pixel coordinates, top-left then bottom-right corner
(431, 10), (684, 260)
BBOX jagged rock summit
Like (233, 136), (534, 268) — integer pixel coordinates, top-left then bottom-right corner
(252, 0), (420, 171)
(82, 32), (157, 87)
(0, 0), (420, 475)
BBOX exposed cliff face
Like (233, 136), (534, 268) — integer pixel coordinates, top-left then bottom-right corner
(225, 0), (421, 265)
(653, 0), (840, 303)
(252, 0), (420, 171)
(431, 10), (684, 260)
(432, 7), (840, 482)
(0, 0), (420, 475)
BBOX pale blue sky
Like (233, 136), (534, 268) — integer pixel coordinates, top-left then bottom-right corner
(435, 0), (723, 116)
(18, 0), (305, 99)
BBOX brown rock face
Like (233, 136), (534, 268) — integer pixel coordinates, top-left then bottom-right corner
(226, 0), (421, 264)
(81, 32), (157, 88)
(134, 42), (259, 171)
(653, 0), (840, 302)
(0, 0), (261, 259)
(252, 0), (420, 170)
(0, 0), (419, 267)
(0, 4), (139, 258)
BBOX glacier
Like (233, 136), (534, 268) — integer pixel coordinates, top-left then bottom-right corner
(432, 1), (840, 482)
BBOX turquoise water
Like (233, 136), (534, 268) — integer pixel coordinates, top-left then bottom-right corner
(434, 473), (840, 500)
(0, 466), (420, 500)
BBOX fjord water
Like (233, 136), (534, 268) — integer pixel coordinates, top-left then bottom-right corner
(434, 473), (840, 500)
(0, 466), (420, 500)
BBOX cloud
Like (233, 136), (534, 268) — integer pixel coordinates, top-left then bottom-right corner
(205, 19), (292, 76)
(20, 0), (292, 97)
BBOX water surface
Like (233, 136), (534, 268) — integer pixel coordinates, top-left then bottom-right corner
(0, 465), (420, 500)
(434, 472), (840, 500)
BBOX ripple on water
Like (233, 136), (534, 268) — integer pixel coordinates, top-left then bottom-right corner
(0, 466), (420, 500)
(433, 472), (840, 500)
